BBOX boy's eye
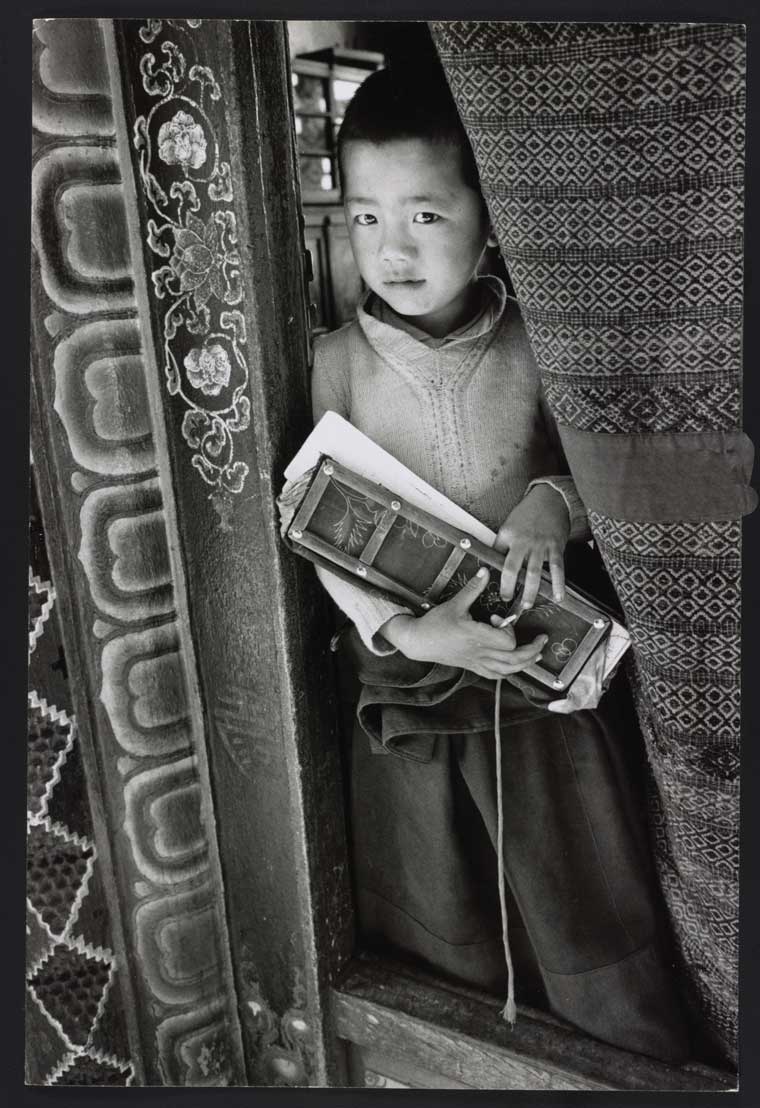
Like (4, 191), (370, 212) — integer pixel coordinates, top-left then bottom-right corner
(354, 213), (377, 226)
(413, 212), (441, 224)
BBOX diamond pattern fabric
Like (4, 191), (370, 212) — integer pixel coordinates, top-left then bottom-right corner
(432, 20), (747, 1064)
(27, 472), (135, 1085)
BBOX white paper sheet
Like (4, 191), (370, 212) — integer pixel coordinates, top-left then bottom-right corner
(285, 410), (495, 544)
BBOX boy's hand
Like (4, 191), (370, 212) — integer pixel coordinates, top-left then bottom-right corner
(380, 568), (548, 681)
(495, 484), (570, 609)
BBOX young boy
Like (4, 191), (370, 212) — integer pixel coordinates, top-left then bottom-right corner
(310, 62), (689, 1062)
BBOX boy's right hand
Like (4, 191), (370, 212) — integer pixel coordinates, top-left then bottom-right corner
(380, 567), (548, 681)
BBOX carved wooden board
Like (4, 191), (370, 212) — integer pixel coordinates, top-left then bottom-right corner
(30, 16), (250, 1085)
(30, 16), (352, 1086)
(106, 17), (353, 1084)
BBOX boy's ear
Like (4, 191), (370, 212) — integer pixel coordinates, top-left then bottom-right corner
(486, 226), (499, 249)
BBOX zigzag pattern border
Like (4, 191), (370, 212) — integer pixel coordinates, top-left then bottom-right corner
(29, 568), (56, 656)
(27, 694), (76, 823)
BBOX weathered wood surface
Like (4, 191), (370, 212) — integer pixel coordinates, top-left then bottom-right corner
(351, 1045), (473, 1089)
(107, 17), (353, 1085)
(333, 956), (735, 1092)
(30, 16), (247, 1084)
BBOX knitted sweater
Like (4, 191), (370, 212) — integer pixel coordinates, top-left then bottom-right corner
(311, 276), (588, 653)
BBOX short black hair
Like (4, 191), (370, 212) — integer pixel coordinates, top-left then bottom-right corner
(337, 62), (482, 194)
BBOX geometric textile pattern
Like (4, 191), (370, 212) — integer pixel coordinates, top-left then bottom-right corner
(542, 375), (740, 433)
(433, 21), (745, 1065)
(27, 472), (135, 1085)
(589, 513), (740, 1067)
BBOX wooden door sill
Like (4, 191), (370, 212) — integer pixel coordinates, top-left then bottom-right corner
(331, 953), (735, 1092)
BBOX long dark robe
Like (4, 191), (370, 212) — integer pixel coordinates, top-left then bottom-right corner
(340, 629), (689, 1064)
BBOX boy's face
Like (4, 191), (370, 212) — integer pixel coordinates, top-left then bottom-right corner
(342, 138), (490, 337)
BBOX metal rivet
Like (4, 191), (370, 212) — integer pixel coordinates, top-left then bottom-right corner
(291, 529), (302, 540)
(420, 602), (431, 610)
(459, 538), (471, 549)
(391, 499), (401, 511)
(323, 462), (334, 475)
(593, 618), (606, 629)
(356, 565), (367, 577)
(552, 678), (564, 689)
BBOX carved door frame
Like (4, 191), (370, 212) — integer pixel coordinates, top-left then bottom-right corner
(31, 15), (350, 1086)
(29, 16), (735, 1090)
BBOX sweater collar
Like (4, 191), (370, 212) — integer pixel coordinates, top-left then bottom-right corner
(356, 275), (508, 364)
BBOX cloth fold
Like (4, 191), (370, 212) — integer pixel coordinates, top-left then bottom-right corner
(343, 625), (552, 762)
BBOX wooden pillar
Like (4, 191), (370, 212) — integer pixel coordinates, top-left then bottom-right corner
(30, 16), (247, 1084)
(31, 16), (352, 1086)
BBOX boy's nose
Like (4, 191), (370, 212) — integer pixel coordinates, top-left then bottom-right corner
(379, 227), (415, 265)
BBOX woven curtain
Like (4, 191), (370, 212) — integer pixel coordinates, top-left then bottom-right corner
(432, 21), (754, 1064)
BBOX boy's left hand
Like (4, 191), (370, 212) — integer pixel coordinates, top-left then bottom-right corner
(495, 484), (570, 609)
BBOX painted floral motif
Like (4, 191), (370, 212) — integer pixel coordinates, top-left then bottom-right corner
(184, 344), (230, 396)
(139, 18), (203, 45)
(169, 214), (240, 308)
(442, 565), (505, 612)
(158, 110), (207, 171)
(330, 480), (386, 555)
(133, 21), (250, 519)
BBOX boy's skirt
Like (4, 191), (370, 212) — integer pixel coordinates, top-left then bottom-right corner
(342, 637), (689, 1063)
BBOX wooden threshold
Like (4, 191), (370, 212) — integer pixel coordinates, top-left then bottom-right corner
(331, 955), (735, 1092)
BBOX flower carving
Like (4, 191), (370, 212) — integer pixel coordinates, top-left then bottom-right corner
(181, 408), (210, 447)
(134, 30), (249, 516)
(158, 110), (207, 170)
(184, 343), (232, 396)
(170, 213), (230, 307)
(330, 480), (385, 554)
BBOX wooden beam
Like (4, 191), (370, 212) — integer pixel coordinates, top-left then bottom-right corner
(332, 956), (735, 1092)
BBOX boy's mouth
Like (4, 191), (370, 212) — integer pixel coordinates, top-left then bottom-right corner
(384, 278), (425, 287)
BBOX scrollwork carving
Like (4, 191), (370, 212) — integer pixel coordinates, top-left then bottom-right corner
(31, 15), (246, 1084)
(132, 23), (251, 505)
(53, 318), (155, 476)
(99, 622), (193, 759)
(134, 885), (225, 1006)
(123, 758), (208, 885)
(155, 997), (233, 1086)
(78, 479), (173, 621)
(32, 20), (114, 138)
(31, 147), (133, 314)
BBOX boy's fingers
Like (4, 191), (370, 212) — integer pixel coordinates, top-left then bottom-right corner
(500, 545), (527, 601)
(453, 566), (490, 613)
(473, 623), (522, 650)
(505, 640), (548, 666)
(488, 614), (518, 646)
(549, 546), (565, 602)
(479, 633), (547, 665)
(518, 550), (544, 610)
(476, 624), (547, 653)
(493, 524), (511, 555)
